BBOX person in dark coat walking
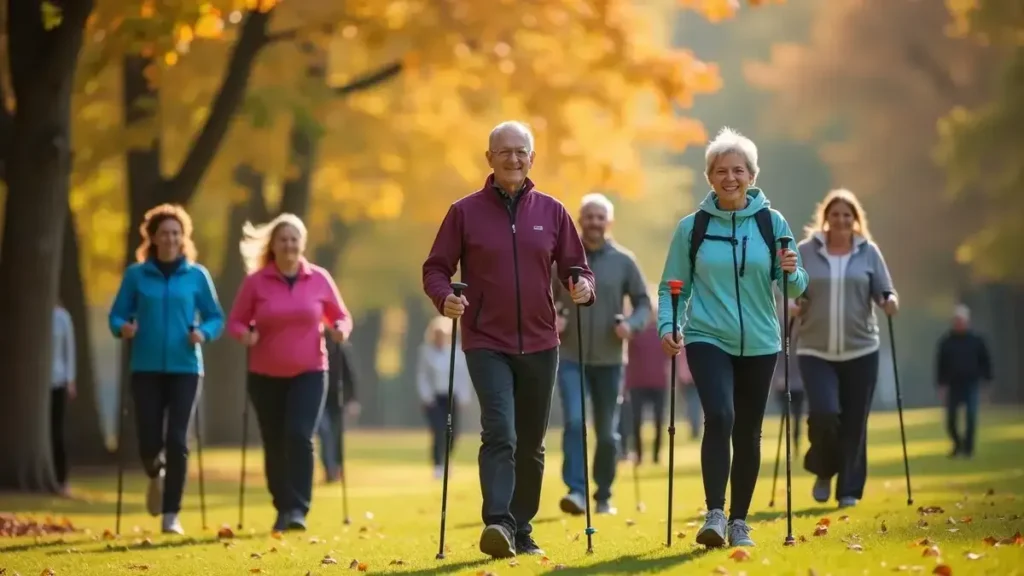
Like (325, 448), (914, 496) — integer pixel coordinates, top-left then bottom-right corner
(422, 120), (595, 559)
(936, 304), (992, 459)
(318, 339), (360, 483)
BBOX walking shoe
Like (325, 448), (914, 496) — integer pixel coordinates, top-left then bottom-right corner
(479, 524), (516, 559)
(271, 511), (288, 533)
(161, 513), (184, 535)
(837, 497), (857, 509)
(727, 519), (754, 547)
(695, 509), (727, 548)
(596, 500), (618, 515)
(146, 468), (165, 517)
(559, 492), (586, 516)
(286, 510), (308, 531)
(515, 533), (545, 556)
(812, 476), (831, 503)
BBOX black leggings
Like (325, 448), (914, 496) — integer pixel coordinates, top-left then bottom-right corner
(686, 342), (777, 521)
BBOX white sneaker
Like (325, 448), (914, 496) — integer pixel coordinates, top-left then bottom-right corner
(146, 468), (165, 517)
(161, 513), (184, 535)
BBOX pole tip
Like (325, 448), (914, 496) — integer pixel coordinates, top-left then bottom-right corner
(435, 553), (446, 560)
(784, 536), (796, 546)
(907, 498), (914, 506)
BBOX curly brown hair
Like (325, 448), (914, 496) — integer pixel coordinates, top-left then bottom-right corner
(134, 203), (198, 263)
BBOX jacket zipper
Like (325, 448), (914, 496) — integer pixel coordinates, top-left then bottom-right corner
(731, 214), (746, 356)
(506, 200), (525, 355)
(163, 272), (170, 372)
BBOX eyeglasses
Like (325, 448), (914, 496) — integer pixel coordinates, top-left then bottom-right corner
(490, 148), (530, 159)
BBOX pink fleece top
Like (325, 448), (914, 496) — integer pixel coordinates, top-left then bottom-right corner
(227, 259), (352, 378)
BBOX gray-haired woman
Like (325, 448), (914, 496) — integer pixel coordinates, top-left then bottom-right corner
(795, 188), (897, 509)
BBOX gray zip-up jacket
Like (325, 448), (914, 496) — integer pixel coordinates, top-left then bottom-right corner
(795, 233), (896, 361)
(554, 239), (650, 365)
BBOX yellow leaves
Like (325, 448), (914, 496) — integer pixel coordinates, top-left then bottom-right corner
(244, 0), (279, 13)
(41, 1), (63, 30)
(140, 0), (156, 18)
(195, 5), (226, 39)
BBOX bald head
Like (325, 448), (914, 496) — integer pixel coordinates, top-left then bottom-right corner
(489, 121), (535, 152)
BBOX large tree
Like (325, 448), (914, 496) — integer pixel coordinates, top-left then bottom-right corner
(0, 0), (94, 491)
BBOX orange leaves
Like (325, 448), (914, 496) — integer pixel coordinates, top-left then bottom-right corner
(728, 548), (751, 561)
(0, 514), (77, 538)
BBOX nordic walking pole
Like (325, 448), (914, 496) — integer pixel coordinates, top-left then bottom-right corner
(568, 266), (596, 554)
(238, 322), (254, 530)
(333, 327), (352, 526)
(436, 281), (467, 560)
(189, 326), (208, 530)
(665, 279), (683, 548)
(115, 316), (135, 536)
(780, 237), (796, 546)
(886, 313), (914, 506)
(769, 316), (796, 509)
(615, 313), (644, 513)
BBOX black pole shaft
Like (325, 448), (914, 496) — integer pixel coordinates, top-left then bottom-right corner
(576, 304), (595, 553)
(437, 282), (466, 560)
(114, 337), (130, 536)
(781, 240), (795, 545)
(666, 292), (679, 547)
(238, 324), (253, 530)
(195, 396), (208, 530)
(887, 316), (914, 506)
(340, 410), (351, 525)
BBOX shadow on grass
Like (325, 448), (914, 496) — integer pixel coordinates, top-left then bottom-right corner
(0, 537), (86, 554)
(450, 515), (564, 531)
(745, 505), (836, 524)
(393, 557), (493, 575)
(543, 546), (711, 575)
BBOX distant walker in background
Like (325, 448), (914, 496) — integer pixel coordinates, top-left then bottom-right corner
(935, 304), (992, 459)
(417, 315), (472, 479)
(318, 338), (360, 484)
(51, 301), (77, 497)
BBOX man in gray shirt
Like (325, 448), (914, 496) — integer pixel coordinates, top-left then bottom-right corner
(554, 193), (650, 516)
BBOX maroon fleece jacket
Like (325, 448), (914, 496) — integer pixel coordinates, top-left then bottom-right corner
(422, 175), (596, 354)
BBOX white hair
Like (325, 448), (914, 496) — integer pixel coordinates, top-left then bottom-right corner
(954, 304), (971, 321)
(489, 121), (535, 152)
(580, 193), (614, 221)
(238, 212), (308, 274)
(704, 126), (760, 181)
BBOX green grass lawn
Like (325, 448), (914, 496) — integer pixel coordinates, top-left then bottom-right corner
(2, 407), (1023, 575)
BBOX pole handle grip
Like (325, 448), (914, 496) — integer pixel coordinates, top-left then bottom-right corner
(450, 282), (467, 297)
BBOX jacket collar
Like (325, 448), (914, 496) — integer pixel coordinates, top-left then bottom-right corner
(258, 257), (314, 279)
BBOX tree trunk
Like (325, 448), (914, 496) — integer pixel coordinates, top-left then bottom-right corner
(349, 309), (383, 426)
(60, 207), (109, 465)
(397, 297), (431, 427)
(0, 0), (92, 491)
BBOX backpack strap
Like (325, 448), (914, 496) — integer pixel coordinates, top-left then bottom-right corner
(754, 208), (777, 278)
(688, 210), (711, 280)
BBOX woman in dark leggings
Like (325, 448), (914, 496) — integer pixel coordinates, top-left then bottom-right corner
(795, 188), (897, 509)
(658, 128), (807, 548)
(108, 204), (225, 535)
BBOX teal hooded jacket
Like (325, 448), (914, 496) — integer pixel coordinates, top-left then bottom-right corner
(657, 188), (808, 357)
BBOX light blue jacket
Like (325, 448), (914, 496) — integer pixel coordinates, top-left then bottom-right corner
(108, 259), (224, 374)
(658, 189), (809, 357)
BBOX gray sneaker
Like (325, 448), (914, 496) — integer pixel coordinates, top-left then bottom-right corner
(813, 476), (831, 503)
(596, 500), (618, 515)
(838, 497), (857, 509)
(727, 519), (754, 547)
(695, 509), (727, 548)
(559, 492), (586, 516)
(479, 524), (516, 559)
(146, 468), (165, 517)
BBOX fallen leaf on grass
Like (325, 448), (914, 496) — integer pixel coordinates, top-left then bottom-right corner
(839, 515), (850, 522)
(729, 549), (751, 562)
(880, 522), (889, 534)
(102, 529), (116, 540)
(475, 572), (497, 576)
(216, 526), (234, 539)
(983, 536), (999, 546)
(985, 488), (995, 496)
(918, 506), (945, 515)
(250, 553), (262, 559)
(357, 526), (369, 533)
(249, 570), (262, 574)
(847, 544), (864, 552)
(126, 564), (149, 571)
(40, 569), (55, 576)
(712, 567), (730, 574)
(222, 541), (235, 549)
(364, 512), (374, 520)
(932, 565), (952, 576)
(625, 519), (635, 527)
(917, 520), (929, 528)
(676, 532), (686, 539)
(268, 547), (277, 553)
(947, 529), (959, 533)
(916, 538), (935, 547)
(686, 521), (698, 528)
(817, 518), (832, 527)
(922, 546), (941, 557)
(357, 562), (368, 572)
(959, 516), (973, 524)
(964, 551), (983, 560)
(322, 555), (337, 565)
(309, 537), (322, 544)
(508, 559), (519, 566)
(813, 524), (829, 537)
(270, 531), (283, 540)
(348, 560), (359, 569)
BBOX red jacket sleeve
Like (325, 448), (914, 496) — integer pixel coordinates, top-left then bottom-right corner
(553, 203), (596, 306)
(422, 204), (463, 313)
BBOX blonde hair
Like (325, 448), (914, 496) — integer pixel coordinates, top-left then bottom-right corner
(424, 315), (452, 341)
(803, 188), (874, 243)
(239, 213), (308, 274)
(135, 203), (198, 263)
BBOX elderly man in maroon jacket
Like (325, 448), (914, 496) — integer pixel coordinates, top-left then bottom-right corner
(423, 120), (596, 559)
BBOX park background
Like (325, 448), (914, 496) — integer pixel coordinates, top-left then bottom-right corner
(0, 0), (1021, 488)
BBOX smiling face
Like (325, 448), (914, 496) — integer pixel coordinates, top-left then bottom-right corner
(153, 217), (184, 261)
(825, 199), (857, 239)
(486, 126), (535, 193)
(579, 202), (610, 245)
(270, 223), (304, 267)
(708, 151), (752, 208)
